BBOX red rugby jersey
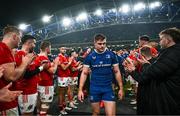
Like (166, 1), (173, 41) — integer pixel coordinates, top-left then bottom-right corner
(14, 50), (39, 94)
(0, 42), (18, 111)
(34, 55), (53, 86)
(70, 58), (79, 77)
(57, 54), (70, 78)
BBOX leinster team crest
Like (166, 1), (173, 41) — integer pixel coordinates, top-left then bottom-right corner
(106, 54), (110, 59)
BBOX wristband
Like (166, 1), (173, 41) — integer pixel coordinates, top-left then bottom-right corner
(39, 66), (44, 71)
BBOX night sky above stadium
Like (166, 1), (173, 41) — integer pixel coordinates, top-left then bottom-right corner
(0, 0), (93, 28)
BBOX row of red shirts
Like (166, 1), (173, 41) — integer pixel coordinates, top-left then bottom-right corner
(0, 43), (80, 111)
(0, 43), (53, 111)
(0, 42), (19, 111)
(128, 47), (158, 73)
(57, 53), (79, 78)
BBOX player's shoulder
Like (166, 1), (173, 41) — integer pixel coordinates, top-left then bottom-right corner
(85, 50), (95, 58)
(105, 49), (117, 56)
(16, 50), (26, 56)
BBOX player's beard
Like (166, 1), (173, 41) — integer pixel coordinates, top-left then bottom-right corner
(29, 47), (34, 53)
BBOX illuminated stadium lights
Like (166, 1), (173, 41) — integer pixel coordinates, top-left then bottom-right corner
(21, 0), (180, 41)
(119, 4), (130, 13)
(149, 1), (161, 9)
(18, 23), (30, 30)
(62, 17), (72, 27)
(109, 8), (117, 13)
(94, 9), (103, 16)
(76, 12), (88, 22)
(133, 2), (146, 11)
(112, 8), (117, 13)
(42, 15), (53, 23)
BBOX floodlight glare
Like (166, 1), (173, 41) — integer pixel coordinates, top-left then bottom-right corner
(149, 1), (161, 9)
(42, 15), (53, 23)
(94, 9), (103, 16)
(134, 2), (146, 11)
(76, 12), (88, 21)
(111, 8), (117, 13)
(18, 23), (29, 30)
(120, 4), (130, 13)
(62, 17), (72, 27)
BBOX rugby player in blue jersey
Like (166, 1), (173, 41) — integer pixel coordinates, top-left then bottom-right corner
(78, 34), (124, 116)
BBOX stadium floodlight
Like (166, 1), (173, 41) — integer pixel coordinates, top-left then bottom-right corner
(18, 23), (30, 30)
(109, 8), (117, 13)
(76, 12), (88, 22)
(42, 15), (53, 23)
(119, 4), (130, 13)
(149, 1), (161, 9)
(94, 9), (103, 16)
(112, 8), (117, 13)
(134, 2), (146, 11)
(62, 17), (72, 27)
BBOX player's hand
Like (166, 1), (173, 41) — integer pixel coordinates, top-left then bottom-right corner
(22, 53), (35, 66)
(78, 90), (84, 102)
(78, 65), (83, 70)
(0, 66), (4, 78)
(118, 89), (124, 100)
(68, 56), (73, 64)
(53, 57), (60, 65)
(0, 82), (22, 102)
(137, 55), (150, 65)
(41, 63), (50, 70)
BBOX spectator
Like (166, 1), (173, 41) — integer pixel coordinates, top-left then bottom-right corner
(125, 27), (180, 114)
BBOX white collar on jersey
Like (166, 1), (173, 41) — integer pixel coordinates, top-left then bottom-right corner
(94, 48), (108, 54)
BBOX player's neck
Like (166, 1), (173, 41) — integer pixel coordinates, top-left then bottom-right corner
(39, 51), (48, 56)
(21, 46), (29, 53)
(2, 40), (13, 50)
(60, 52), (65, 56)
(94, 48), (106, 54)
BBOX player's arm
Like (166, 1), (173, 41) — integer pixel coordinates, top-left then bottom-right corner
(113, 65), (123, 90)
(71, 63), (83, 72)
(113, 64), (124, 100)
(78, 65), (89, 102)
(58, 63), (70, 70)
(79, 66), (89, 91)
(47, 62), (58, 74)
(59, 56), (74, 70)
(47, 57), (59, 74)
(1, 53), (35, 81)
(58, 58), (72, 70)
(23, 67), (41, 78)
(0, 82), (22, 102)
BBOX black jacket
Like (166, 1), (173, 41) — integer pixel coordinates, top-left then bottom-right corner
(131, 44), (180, 114)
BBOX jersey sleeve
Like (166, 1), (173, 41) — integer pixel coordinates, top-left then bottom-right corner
(59, 55), (65, 64)
(0, 46), (14, 65)
(14, 51), (25, 66)
(111, 52), (119, 66)
(83, 54), (91, 68)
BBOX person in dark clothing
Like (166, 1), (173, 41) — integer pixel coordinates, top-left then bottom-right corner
(129, 46), (156, 114)
(125, 27), (180, 114)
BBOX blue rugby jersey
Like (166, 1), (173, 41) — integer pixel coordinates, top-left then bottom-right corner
(84, 49), (118, 86)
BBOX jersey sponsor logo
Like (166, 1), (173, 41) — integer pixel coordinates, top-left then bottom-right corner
(92, 64), (111, 67)
(99, 61), (103, 64)
(92, 56), (96, 60)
